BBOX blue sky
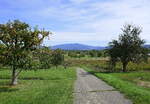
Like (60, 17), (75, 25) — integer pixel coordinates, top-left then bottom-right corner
(0, 0), (150, 46)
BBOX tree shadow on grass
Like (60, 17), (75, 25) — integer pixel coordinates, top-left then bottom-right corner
(0, 81), (18, 93)
(0, 80), (10, 86)
(20, 77), (63, 80)
(20, 77), (45, 80)
(0, 77), (45, 80)
(0, 87), (18, 92)
(88, 71), (99, 74)
(88, 70), (128, 74)
(0, 77), (63, 81)
(0, 77), (10, 80)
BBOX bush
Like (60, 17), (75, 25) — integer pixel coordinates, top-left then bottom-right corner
(51, 49), (64, 67)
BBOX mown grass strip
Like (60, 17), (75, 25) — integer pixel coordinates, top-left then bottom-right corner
(0, 67), (76, 104)
(84, 67), (150, 104)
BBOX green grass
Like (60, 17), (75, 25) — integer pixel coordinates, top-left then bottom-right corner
(84, 67), (150, 104)
(0, 67), (76, 104)
(111, 71), (150, 82)
(67, 58), (150, 71)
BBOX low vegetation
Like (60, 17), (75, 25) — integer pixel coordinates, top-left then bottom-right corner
(65, 58), (150, 72)
(0, 67), (76, 104)
(84, 67), (150, 104)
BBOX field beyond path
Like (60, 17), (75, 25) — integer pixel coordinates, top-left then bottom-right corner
(74, 68), (132, 104)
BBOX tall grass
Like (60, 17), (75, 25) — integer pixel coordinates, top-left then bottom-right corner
(66, 58), (150, 72)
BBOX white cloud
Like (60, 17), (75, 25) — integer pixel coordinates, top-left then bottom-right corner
(28, 0), (150, 45)
(69, 0), (89, 4)
(1, 0), (150, 46)
(43, 31), (118, 46)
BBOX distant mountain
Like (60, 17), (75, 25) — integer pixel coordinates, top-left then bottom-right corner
(51, 43), (107, 50)
(50, 43), (150, 50)
(144, 45), (150, 49)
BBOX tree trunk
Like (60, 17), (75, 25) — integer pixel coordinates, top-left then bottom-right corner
(122, 62), (128, 72)
(11, 67), (18, 85)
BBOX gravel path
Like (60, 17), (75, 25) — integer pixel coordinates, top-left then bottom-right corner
(74, 68), (132, 104)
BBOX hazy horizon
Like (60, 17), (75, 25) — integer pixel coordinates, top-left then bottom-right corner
(50, 43), (150, 47)
(50, 43), (107, 47)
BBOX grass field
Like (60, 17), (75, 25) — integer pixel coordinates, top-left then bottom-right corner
(0, 67), (76, 104)
(84, 67), (150, 104)
(66, 58), (150, 72)
(1, 58), (150, 104)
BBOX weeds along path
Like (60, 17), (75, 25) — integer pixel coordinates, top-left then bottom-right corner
(74, 68), (132, 104)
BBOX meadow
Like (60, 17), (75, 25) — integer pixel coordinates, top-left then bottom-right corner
(0, 57), (150, 104)
(0, 67), (76, 104)
(65, 57), (150, 72)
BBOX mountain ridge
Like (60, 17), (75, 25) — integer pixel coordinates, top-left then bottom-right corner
(50, 43), (150, 50)
(51, 43), (107, 50)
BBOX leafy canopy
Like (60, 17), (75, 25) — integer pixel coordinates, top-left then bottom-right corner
(0, 20), (50, 69)
(108, 24), (148, 71)
(51, 49), (64, 67)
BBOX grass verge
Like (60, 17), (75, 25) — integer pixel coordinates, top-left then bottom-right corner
(0, 67), (76, 104)
(84, 67), (150, 104)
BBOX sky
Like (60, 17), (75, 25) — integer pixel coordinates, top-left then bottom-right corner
(0, 0), (150, 46)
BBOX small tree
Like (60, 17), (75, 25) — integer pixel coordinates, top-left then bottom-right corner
(97, 51), (102, 57)
(68, 51), (77, 58)
(51, 49), (64, 68)
(89, 50), (97, 57)
(0, 44), (6, 68)
(108, 24), (148, 72)
(0, 20), (50, 85)
(38, 47), (52, 69)
(78, 52), (85, 58)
